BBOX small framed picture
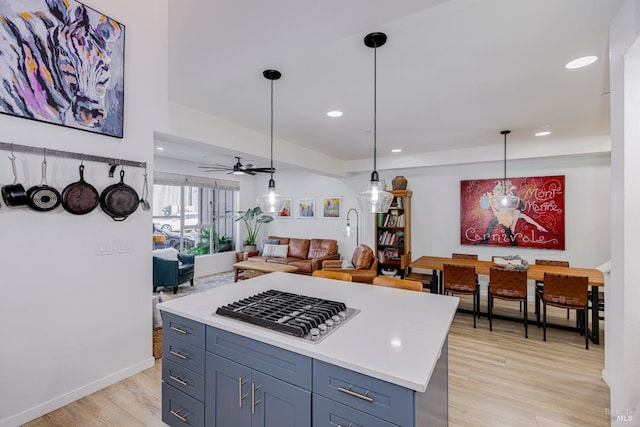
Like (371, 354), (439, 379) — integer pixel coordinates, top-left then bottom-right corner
(322, 197), (341, 219)
(277, 198), (293, 218)
(296, 198), (315, 219)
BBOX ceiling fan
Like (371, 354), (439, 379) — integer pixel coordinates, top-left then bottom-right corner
(198, 156), (275, 175)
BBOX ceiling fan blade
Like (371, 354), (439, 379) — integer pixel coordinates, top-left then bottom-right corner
(246, 167), (275, 173)
(246, 170), (257, 175)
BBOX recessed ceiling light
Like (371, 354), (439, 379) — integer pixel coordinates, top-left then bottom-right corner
(327, 111), (343, 118)
(391, 149), (402, 153)
(535, 131), (551, 137)
(565, 56), (598, 69)
(156, 146), (164, 151)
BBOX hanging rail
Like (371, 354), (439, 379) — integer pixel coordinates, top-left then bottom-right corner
(0, 141), (146, 171)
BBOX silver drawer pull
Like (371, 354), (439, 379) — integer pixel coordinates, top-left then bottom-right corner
(170, 375), (188, 386)
(238, 377), (249, 408)
(338, 385), (374, 403)
(170, 326), (188, 334)
(170, 408), (190, 422)
(251, 383), (262, 415)
(338, 424), (353, 427)
(170, 350), (188, 360)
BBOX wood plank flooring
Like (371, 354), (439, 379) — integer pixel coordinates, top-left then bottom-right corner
(23, 300), (609, 427)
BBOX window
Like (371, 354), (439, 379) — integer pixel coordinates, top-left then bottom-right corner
(152, 173), (239, 255)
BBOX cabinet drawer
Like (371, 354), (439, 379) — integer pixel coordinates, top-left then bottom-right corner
(162, 382), (204, 427)
(313, 394), (399, 427)
(162, 312), (206, 348)
(163, 358), (205, 402)
(313, 360), (413, 427)
(207, 326), (312, 390)
(164, 335), (205, 375)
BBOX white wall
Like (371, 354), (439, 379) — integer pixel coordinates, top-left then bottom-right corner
(255, 154), (611, 272)
(608, 1), (640, 424)
(0, 1), (168, 426)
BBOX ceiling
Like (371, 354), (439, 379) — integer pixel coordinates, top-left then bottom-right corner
(160, 0), (623, 170)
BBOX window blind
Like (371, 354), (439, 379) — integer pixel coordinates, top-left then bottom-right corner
(154, 172), (240, 191)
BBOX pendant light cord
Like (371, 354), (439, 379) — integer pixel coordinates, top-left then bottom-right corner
(270, 78), (274, 182)
(373, 46), (377, 173)
(503, 132), (506, 183)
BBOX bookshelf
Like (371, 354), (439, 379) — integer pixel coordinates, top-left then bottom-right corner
(375, 190), (412, 278)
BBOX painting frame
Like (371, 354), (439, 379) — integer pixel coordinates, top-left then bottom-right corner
(276, 198), (293, 219)
(459, 175), (565, 249)
(321, 196), (341, 219)
(296, 197), (316, 219)
(0, 0), (126, 138)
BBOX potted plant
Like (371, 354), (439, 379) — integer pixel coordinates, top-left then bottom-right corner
(229, 207), (273, 251)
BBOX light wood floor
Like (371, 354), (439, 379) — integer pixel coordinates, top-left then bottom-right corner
(24, 300), (609, 427)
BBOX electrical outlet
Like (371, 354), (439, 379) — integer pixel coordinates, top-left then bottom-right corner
(96, 240), (113, 256)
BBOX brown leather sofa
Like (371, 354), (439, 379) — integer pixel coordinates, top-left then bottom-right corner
(246, 236), (340, 275)
(321, 244), (378, 283)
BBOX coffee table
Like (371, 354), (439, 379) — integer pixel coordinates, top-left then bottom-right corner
(233, 260), (299, 282)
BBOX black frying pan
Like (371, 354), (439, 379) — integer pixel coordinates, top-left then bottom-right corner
(1, 154), (28, 207)
(62, 165), (99, 215)
(26, 158), (61, 212)
(100, 169), (139, 221)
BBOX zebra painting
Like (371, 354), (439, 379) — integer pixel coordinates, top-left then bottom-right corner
(0, 0), (124, 138)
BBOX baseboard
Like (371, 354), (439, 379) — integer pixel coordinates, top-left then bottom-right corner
(602, 368), (611, 387)
(0, 357), (155, 427)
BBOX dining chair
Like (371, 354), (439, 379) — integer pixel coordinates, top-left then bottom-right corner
(372, 276), (423, 292)
(401, 251), (435, 292)
(452, 253), (480, 312)
(539, 273), (589, 349)
(534, 259), (570, 319)
(312, 270), (353, 281)
(443, 263), (479, 328)
(488, 267), (528, 338)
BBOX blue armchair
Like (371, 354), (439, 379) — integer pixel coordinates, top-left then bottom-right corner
(153, 251), (195, 294)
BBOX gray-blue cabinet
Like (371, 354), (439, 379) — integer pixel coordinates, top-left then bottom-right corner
(161, 313), (449, 426)
(206, 328), (311, 427)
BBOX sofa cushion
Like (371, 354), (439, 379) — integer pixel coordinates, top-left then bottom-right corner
(259, 239), (280, 255)
(352, 245), (374, 269)
(288, 259), (312, 274)
(308, 239), (338, 259)
(288, 238), (310, 259)
(268, 236), (290, 245)
(262, 244), (289, 258)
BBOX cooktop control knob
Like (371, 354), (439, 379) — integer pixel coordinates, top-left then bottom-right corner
(310, 328), (320, 341)
(325, 319), (334, 328)
(338, 311), (347, 319)
(331, 315), (341, 324)
(318, 324), (328, 334)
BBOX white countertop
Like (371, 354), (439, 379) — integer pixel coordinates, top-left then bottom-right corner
(158, 272), (459, 392)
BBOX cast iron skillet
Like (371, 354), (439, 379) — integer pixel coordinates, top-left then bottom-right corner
(61, 164), (99, 215)
(100, 169), (139, 221)
(26, 159), (61, 212)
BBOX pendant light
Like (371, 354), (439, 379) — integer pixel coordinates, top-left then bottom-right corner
(357, 32), (394, 214)
(490, 130), (520, 210)
(257, 69), (286, 214)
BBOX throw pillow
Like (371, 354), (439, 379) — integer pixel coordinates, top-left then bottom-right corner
(153, 247), (179, 261)
(262, 244), (289, 258)
(259, 239), (280, 255)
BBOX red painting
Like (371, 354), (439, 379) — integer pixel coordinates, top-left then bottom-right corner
(460, 176), (565, 249)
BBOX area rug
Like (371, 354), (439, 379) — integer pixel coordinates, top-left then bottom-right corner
(154, 270), (235, 299)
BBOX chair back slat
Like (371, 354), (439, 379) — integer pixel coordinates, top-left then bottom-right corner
(489, 267), (527, 298)
(372, 276), (422, 292)
(535, 259), (570, 267)
(543, 273), (588, 307)
(452, 253), (478, 260)
(312, 270), (353, 281)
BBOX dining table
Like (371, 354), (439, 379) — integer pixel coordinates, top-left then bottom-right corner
(408, 255), (605, 344)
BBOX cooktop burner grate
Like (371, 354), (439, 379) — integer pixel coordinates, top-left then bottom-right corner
(215, 289), (357, 342)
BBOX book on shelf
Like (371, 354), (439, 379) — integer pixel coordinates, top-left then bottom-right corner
(378, 247), (401, 263)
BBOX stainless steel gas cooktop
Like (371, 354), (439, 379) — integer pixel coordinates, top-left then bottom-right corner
(215, 289), (359, 343)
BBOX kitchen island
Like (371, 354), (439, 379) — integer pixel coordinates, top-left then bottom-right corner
(159, 271), (459, 426)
